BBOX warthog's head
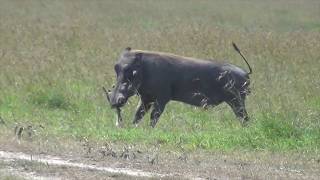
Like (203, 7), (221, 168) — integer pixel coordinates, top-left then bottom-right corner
(109, 47), (142, 108)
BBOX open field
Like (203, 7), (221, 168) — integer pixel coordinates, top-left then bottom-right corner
(0, 0), (320, 178)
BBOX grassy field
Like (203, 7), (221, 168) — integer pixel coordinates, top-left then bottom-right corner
(0, 0), (319, 153)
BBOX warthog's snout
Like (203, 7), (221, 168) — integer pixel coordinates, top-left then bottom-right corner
(103, 86), (125, 108)
(108, 93), (126, 108)
(102, 86), (123, 127)
(115, 95), (126, 107)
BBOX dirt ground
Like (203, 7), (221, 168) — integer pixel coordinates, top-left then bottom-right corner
(0, 131), (319, 180)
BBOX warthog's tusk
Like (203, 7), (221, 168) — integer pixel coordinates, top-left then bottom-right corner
(102, 86), (123, 128)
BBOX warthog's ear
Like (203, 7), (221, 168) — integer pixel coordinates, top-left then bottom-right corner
(134, 53), (142, 65)
(135, 53), (142, 62)
(121, 47), (131, 56)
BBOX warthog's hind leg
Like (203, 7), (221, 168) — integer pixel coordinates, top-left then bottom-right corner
(226, 93), (249, 126)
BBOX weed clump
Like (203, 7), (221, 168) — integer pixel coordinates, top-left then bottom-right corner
(29, 89), (73, 110)
(258, 114), (301, 140)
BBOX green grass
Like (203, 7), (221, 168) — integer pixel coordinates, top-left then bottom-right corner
(0, 0), (320, 153)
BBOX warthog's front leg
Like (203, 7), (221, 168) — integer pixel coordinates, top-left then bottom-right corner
(150, 99), (168, 128)
(133, 98), (152, 127)
(102, 87), (123, 127)
(114, 106), (123, 127)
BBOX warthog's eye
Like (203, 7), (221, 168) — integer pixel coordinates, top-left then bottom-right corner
(120, 82), (128, 91)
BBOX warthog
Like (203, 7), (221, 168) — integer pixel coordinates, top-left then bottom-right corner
(108, 43), (252, 127)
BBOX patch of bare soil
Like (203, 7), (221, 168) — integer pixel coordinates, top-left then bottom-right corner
(0, 159), (147, 180)
(0, 127), (319, 180)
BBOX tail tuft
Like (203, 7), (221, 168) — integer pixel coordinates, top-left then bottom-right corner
(232, 42), (240, 53)
(232, 42), (252, 75)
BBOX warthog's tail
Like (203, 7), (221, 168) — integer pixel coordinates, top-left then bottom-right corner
(232, 42), (252, 75)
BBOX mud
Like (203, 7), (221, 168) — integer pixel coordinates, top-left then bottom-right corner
(0, 166), (60, 180)
(0, 151), (172, 179)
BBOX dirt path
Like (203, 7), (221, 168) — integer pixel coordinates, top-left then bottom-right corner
(1, 148), (319, 180)
(0, 167), (60, 180)
(0, 131), (319, 179)
(0, 150), (176, 179)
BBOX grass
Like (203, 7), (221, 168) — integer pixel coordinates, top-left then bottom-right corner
(0, 0), (319, 153)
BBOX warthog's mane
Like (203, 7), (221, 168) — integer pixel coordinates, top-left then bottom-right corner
(130, 49), (213, 64)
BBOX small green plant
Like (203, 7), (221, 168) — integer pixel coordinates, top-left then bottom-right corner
(258, 114), (301, 140)
(28, 88), (73, 110)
